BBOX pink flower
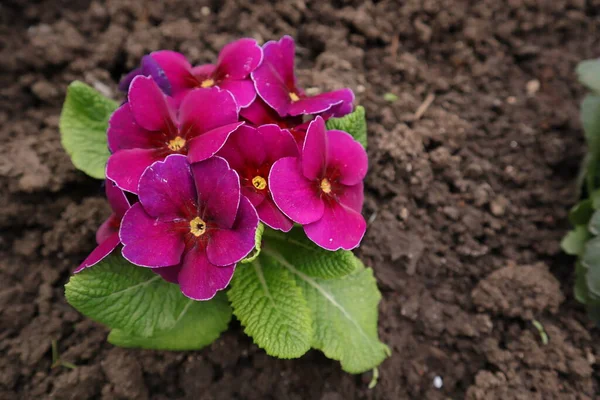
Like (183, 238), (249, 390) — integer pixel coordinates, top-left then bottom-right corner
(218, 124), (298, 231)
(251, 36), (354, 117)
(106, 76), (242, 193)
(240, 97), (310, 147)
(152, 38), (263, 108)
(119, 154), (259, 300)
(75, 180), (131, 272)
(269, 117), (367, 250)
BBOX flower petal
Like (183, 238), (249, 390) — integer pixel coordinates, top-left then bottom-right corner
(118, 67), (142, 92)
(337, 181), (364, 213)
(179, 87), (239, 136)
(187, 122), (244, 163)
(106, 148), (161, 194)
(75, 232), (121, 272)
(251, 36), (297, 116)
(106, 179), (131, 218)
(191, 156), (240, 229)
(107, 103), (153, 152)
(327, 129), (368, 186)
(207, 196), (258, 266)
(191, 64), (217, 79)
(140, 55), (172, 95)
(301, 117), (328, 180)
(138, 154), (196, 221)
(216, 38), (263, 80)
(129, 76), (176, 132)
(217, 79), (256, 109)
(258, 124), (299, 163)
(153, 264), (181, 284)
(324, 88), (355, 117)
(256, 197), (293, 232)
(303, 201), (366, 251)
(178, 245), (235, 301)
(217, 125), (266, 171)
(96, 215), (119, 244)
(269, 157), (324, 224)
(287, 89), (350, 116)
(120, 203), (185, 267)
(151, 50), (194, 93)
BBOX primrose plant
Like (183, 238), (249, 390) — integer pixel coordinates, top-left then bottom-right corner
(562, 57), (600, 325)
(60, 36), (389, 373)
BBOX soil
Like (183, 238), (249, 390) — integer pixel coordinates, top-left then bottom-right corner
(1, 0), (599, 399)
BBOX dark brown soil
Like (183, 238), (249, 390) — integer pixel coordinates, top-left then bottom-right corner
(1, 0), (599, 399)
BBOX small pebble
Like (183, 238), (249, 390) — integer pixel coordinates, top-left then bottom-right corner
(433, 376), (443, 389)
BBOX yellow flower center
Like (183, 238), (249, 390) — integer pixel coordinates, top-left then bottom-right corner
(201, 78), (215, 88)
(167, 136), (186, 151)
(289, 92), (300, 102)
(252, 176), (267, 190)
(189, 217), (207, 237)
(320, 178), (332, 194)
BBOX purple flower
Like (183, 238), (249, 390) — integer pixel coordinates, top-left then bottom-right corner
(118, 55), (171, 95)
(152, 38), (263, 108)
(269, 116), (367, 250)
(119, 154), (259, 300)
(251, 36), (355, 117)
(75, 180), (131, 272)
(106, 75), (243, 193)
(218, 124), (298, 232)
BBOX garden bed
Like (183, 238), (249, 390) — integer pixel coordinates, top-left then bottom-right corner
(1, 0), (598, 398)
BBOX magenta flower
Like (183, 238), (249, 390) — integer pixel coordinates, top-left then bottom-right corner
(240, 97), (310, 146)
(151, 38), (263, 108)
(119, 154), (259, 300)
(218, 124), (298, 232)
(75, 180), (131, 272)
(106, 75), (242, 193)
(269, 117), (367, 250)
(251, 36), (355, 117)
(118, 55), (171, 95)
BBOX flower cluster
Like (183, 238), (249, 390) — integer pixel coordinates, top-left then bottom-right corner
(80, 36), (368, 300)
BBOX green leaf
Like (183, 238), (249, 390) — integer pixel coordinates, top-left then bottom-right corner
(241, 223), (265, 264)
(582, 95), (600, 190)
(107, 293), (231, 350)
(574, 261), (588, 304)
(577, 59), (600, 93)
(326, 105), (367, 149)
(263, 227), (357, 280)
(590, 210), (600, 236)
(264, 248), (390, 374)
(569, 199), (593, 226)
(66, 252), (203, 337)
(228, 258), (313, 358)
(581, 238), (600, 324)
(562, 226), (589, 257)
(60, 81), (117, 179)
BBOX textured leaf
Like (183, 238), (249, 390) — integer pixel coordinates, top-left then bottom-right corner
(107, 293), (231, 350)
(228, 257), (313, 358)
(577, 59), (600, 93)
(326, 106), (367, 148)
(241, 223), (265, 264)
(60, 81), (117, 179)
(590, 210), (600, 236)
(66, 252), (199, 337)
(265, 248), (390, 374)
(568, 199), (593, 226)
(263, 227), (357, 279)
(561, 226), (589, 256)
